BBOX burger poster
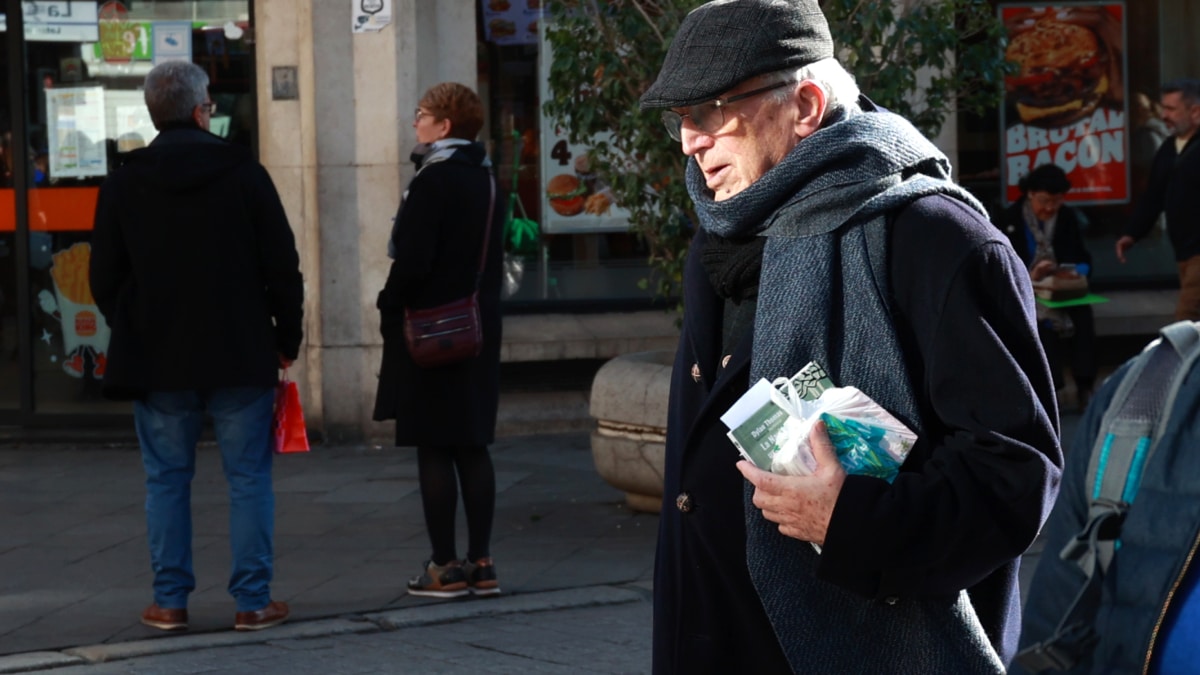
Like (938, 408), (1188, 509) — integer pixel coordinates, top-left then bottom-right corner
(537, 19), (630, 234)
(1001, 3), (1129, 205)
(481, 0), (539, 46)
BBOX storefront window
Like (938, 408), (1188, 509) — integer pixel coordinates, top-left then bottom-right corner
(480, 8), (658, 306)
(1, 0), (254, 416)
(960, 0), (1198, 288)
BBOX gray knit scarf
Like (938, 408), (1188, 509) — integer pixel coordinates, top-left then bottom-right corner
(688, 108), (1005, 673)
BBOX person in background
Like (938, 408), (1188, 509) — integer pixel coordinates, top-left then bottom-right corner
(638, 0), (1061, 672)
(997, 163), (1097, 408)
(90, 61), (303, 633)
(1116, 78), (1200, 320)
(373, 82), (504, 599)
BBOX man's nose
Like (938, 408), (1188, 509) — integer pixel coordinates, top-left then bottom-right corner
(679, 122), (712, 156)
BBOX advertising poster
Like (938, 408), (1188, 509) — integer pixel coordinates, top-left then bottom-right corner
(481, 0), (539, 46)
(1001, 3), (1129, 205)
(537, 20), (629, 234)
(46, 86), (108, 179)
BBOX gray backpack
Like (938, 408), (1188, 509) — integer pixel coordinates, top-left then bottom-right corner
(1016, 320), (1200, 672)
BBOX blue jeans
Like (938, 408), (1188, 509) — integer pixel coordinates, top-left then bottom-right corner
(134, 386), (276, 612)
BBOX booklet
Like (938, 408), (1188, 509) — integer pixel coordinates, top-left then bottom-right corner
(720, 361), (833, 473)
(720, 361), (916, 483)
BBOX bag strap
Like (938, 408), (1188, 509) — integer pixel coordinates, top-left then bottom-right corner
(471, 174), (497, 292)
(1017, 321), (1200, 671)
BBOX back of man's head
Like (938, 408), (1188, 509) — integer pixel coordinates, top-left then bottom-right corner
(640, 0), (834, 110)
(144, 61), (209, 130)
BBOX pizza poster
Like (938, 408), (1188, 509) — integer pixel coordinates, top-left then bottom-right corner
(481, 0), (539, 46)
(1000, 3), (1129, 205)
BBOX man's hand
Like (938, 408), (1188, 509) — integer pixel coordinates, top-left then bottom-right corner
(1115, 235), (1135, 264)
(278, 353), (294, 370)
(736, 420), (847, 546)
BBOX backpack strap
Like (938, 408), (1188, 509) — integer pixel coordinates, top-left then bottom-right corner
(1017, 321), (1200, 672)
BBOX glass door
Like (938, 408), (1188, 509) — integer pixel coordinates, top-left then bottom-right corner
(2, 0), (255, 418)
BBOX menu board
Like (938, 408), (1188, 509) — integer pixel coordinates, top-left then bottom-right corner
(481, 0), (539, 46)
(1000, 3), (1129, 205)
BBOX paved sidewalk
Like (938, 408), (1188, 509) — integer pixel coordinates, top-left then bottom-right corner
(0, 432), (658, 666)
(0, 408), (1084, 672)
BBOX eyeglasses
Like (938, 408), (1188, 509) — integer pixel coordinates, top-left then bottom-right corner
(661, 80), (796, 142)
(414, 108), (436, 123)
(198, 101), (217, 115)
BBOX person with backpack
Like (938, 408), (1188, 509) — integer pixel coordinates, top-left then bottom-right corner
(1015, 320), (1200, 673)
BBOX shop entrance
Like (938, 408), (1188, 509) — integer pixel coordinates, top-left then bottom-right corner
(1, 0), (255, 426)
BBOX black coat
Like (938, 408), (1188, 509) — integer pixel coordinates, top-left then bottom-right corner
(997, 199), (1093, 271)
(1124, 134), (1200, 261)
(372, 143), (503, 447)
(654, 196), (1061, 674)
(90, 128), (303, 399)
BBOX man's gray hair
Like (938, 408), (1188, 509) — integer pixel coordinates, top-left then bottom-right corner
(1163, 78), (1200, 106)
(763, 58), (861, 122)
(144, 61), (209, 129)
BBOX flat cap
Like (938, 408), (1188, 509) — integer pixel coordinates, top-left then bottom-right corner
(640, 0), (834, 109)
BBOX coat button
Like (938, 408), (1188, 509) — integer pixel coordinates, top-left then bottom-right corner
(675, 492), (693, 513)
(884, 596), (899, 606)
(691, 363), (701, 382)
(721, 354), (731, 368)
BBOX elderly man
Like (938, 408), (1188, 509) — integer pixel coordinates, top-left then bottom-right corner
(639, 1), (1062, 672)
(1116, 78), (1200, 321)
(90, 61), (303, 633)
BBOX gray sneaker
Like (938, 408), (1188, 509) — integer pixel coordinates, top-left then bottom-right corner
(407, 560), (469, 598)
(462, 557), (501, 596)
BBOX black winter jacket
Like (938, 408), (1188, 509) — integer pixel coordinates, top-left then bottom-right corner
(997, 199), (1093, 273)
(1124, 134), (1200, 261)
(90, 128), (303, 399)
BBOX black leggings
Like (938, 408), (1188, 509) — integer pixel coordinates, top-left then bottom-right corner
(416, 444), (495, 565)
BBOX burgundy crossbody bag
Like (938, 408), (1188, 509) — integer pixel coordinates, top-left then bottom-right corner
(403, 175), (495, 368)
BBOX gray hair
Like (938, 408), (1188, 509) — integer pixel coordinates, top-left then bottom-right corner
(144, 61), (209, 129)
(1163, 78), (1200, 106)
(762, 58), (861, 122)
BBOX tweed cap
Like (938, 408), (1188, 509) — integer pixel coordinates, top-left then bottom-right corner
(640, 0), (834, 109)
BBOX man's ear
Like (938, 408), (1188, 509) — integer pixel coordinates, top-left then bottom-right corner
(793, 80), (827, 138)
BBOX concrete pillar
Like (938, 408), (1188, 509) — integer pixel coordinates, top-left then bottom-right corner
(255, 0), (478, 441)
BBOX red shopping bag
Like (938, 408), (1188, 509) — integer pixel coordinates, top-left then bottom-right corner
(273, 370), (310, 454)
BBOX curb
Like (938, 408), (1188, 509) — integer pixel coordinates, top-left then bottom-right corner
(0, 585), (645, 673)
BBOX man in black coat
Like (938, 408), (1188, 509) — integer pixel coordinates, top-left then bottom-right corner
(90, 61), (303, 633)
(1116, 78), (1200, 320)
(639, 1), (1061, 672)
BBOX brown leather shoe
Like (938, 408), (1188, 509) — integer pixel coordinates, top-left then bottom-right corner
(141, 603), (188, 631)
(234, 600), (289, 631)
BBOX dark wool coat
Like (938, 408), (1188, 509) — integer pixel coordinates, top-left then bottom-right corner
(90, 128), (303, 400)
(1124, 134), (1200, 261)
(372, 143), (503, 447)
(654, 196), (1062, 674)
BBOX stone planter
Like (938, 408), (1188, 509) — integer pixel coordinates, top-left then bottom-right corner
(589, 349), (674, 513)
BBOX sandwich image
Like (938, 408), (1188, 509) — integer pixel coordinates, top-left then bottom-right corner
(490, 18), (516, 38)
(546, 173), (588, 217)
(1005, 13), (1112, 128)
